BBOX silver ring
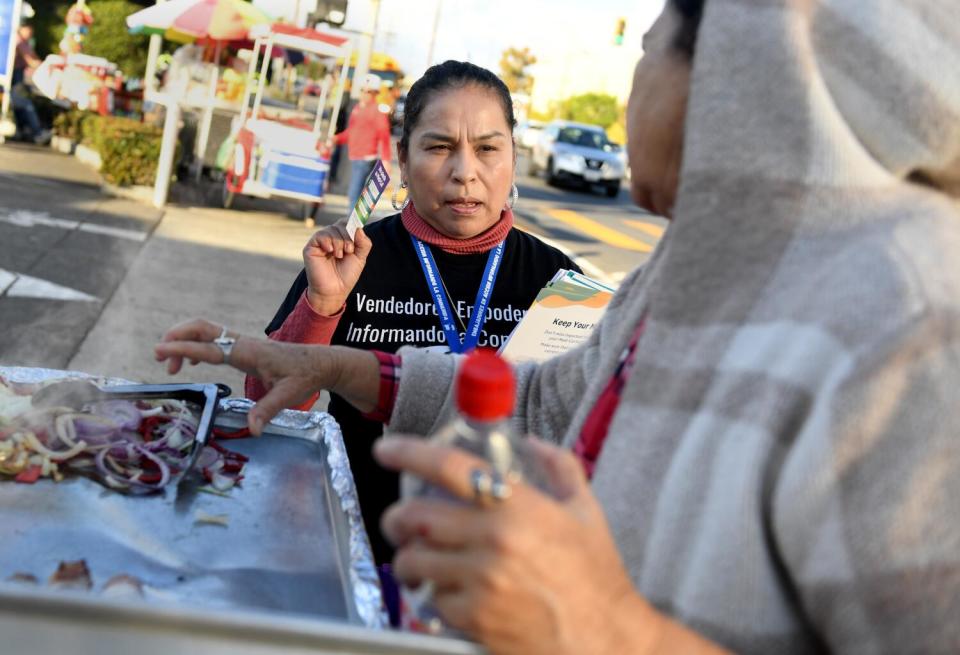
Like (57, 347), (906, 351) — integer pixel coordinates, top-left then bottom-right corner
(470, 468), (511, 505)
(213, 326), (236, 365)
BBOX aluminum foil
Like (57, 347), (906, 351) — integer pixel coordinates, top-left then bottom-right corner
(0, 366), (134, 388)
(219, 398), (387, 629)
(0, 367), (386, 630)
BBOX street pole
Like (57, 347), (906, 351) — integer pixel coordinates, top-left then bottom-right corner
(351, 0), (380, 99)
(0, 0), (24, 144)
(143, 0), (166, 99)
(425, 0), (441, 70)
(153, 94), (179, 208)
(369, 0), (382, 52)
(144, 0), (178, 207)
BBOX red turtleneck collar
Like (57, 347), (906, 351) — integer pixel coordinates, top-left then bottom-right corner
(401, 203), (513, 254)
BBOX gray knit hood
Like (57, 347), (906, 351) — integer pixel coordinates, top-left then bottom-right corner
(644, 0), (960, 327)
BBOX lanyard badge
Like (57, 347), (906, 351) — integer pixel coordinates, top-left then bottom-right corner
(410, 235), (505, 354)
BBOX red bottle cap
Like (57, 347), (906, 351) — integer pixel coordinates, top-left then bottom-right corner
(456, 349), (515, 421)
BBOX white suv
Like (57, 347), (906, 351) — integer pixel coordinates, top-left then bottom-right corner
(529, 120), (626, 197)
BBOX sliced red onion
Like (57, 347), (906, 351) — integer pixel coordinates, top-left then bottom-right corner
(95, 448), (130, 490)
(195, 446), (219, 470)
(128, 445), (170, 491)
(71, 413), (119, 438)
(89, 400), (141, 431)
(7, 393), (239, 495)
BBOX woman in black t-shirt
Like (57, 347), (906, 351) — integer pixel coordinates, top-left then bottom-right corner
(246, 61), (579, 562)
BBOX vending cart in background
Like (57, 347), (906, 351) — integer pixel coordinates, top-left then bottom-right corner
(224, 23), (352, 222)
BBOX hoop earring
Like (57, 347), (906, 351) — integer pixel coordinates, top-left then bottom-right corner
(506, 183), (519, 210)
(391, 180), (409, 211)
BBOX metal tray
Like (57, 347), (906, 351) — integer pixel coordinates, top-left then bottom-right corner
(0, 367), (388, 631)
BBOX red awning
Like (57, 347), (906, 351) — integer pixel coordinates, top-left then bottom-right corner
(269, 23), (349, 48)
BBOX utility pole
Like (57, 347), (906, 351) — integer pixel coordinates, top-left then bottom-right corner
(425, 0), (442, 69)
(370, 0), (382, 52)
(351, 0), (381, 99)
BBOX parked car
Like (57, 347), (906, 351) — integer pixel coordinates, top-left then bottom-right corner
(529, 120), (626, 197)
(514, 119), (544, 151)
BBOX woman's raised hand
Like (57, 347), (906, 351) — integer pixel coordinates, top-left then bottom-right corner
(303, 220), (372, 316)
(374, 437), (662, 655)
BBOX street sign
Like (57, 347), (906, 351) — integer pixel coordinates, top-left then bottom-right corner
(0, 0), (22, 138)
(0, 0), (20, 80)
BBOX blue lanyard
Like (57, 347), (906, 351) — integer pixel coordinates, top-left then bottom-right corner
(410, 235), (505, 354)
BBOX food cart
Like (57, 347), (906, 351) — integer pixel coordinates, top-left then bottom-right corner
(224, 23), (352, 221)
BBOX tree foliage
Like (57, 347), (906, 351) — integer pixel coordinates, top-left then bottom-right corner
(81, 0), (152, 77)
(26, 0), (152, 77)
(555, 92), (620, 129)
(498, 46), (537, 95)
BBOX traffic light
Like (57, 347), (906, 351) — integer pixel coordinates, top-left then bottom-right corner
(309, 0), (348, 27)
(614, 18), (626, 46)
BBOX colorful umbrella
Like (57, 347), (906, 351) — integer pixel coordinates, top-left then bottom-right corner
(126, 0), (271, 43)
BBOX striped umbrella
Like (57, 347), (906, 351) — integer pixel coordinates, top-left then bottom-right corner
(126, 0), (271, 43)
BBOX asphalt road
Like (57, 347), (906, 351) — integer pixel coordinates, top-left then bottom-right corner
(511, 151), (666, 284)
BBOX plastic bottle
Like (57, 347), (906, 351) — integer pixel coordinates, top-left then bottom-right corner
(400, 349), (547, 635)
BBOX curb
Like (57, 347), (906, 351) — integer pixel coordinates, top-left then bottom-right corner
(100, 182), (155, 205)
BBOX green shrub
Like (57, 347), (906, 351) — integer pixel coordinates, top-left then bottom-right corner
(72, 113), (167, 186)
(97, 116), (163, 186)
(79, 113), (105, 150)
(52, 109), (88, 141)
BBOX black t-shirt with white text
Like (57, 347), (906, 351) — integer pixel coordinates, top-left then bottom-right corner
(265, 213), (578, 562)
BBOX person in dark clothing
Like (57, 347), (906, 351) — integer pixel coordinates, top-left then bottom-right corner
(11, 23), (50, 144)
(246, 60), (579, 563)
(326, 91), (352, 186)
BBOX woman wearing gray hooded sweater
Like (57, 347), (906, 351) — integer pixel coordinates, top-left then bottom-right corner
(157, 0), (960, 652)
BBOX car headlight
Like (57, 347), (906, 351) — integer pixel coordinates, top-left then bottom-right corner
(606, 160), (624, 175)
(556, 153), (585, 172)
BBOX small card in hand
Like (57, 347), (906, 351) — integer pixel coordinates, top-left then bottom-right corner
(346, 160), (390, 239)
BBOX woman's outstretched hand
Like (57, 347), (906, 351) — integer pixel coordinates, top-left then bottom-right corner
(154, 318), (379, 434)
(374, 436), (662, 655)
(303, 220), (372, 316)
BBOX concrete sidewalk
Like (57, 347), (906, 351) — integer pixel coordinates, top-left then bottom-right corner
(68, 201), (316, 395)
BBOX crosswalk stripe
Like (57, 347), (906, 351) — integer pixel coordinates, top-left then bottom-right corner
(512, 223), (614, 285)
(0, 268), (99, 302)
(0, 209), (147, 242)
(622, 219), (665, 238)
(546, 209), (653, 253)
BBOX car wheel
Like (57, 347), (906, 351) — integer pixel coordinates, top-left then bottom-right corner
(546, 157), (558, 186)
(605, 182), (620, 198)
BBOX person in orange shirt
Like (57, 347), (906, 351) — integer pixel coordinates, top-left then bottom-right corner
(333, 74), (392, 210)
